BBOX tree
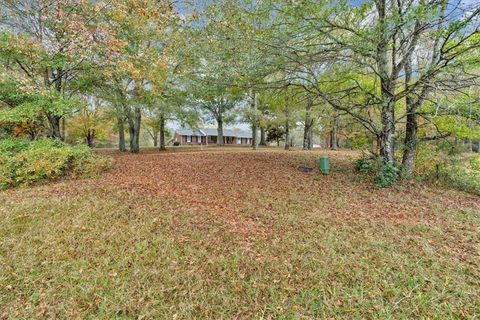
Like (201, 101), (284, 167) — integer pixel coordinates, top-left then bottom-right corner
(196, 89), (238, 146)
(188, 0), (279, 150)
(0, 73), (75, 139)
(67, 96), (109, 147)
(100, 0), (180, 153)
(0, 0), (119, 140)
(262, 0), (479, 174)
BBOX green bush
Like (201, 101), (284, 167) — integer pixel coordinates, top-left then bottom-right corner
(355, 156), (399, 188)
(173, 141), (180, 146)
(355, 158), (374, 174)
(376, 158), (400, 188)
(0, 138), (110, 190)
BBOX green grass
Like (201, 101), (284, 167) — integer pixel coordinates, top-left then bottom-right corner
(1, 150), (479, 318)
(1, 186), (479, 318)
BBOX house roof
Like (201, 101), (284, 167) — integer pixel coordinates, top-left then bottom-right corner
(176, 128), (252, 139)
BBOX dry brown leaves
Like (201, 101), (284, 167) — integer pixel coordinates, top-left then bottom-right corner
(83, 149), (479, 240)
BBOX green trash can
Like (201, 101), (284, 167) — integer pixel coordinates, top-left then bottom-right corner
(319, 156), (330, 174)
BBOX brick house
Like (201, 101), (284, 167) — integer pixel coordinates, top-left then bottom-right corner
(174, 128), (252, 145)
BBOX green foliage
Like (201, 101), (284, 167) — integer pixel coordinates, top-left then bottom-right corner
(173, 141), (180, 146)
(355, 156), (399, 188)
(354, 158), (374, 174)
(0, 76), (75, 126)
(376, 158), (400, 188)
(435, 161), (480, 196)
(470, 156), (480, 171)
(0, 138), (110, 190)
(349, 135), (370, 149)
(412, 143), (444, 177)
(412, 142), (479, 195)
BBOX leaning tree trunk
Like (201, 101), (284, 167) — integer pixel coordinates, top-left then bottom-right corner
(118, 115), (126, 152)
(217, 117), (224, 146)
(401, 57), (417, 178)
(159, 114), (166, 151)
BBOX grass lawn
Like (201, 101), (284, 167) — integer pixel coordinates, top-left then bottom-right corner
(1, 149), (479, 318)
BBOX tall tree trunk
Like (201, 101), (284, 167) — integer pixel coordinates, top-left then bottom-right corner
(401, 57), (417, 178)
(379, 107), (396, 162)
(48, 68), (64, 141)
(217, 117), (224, 146)
(260, 127), (266, 146)
(303, 99), (313, 150)
(376, 0), (396, 164)
(303, 125), (310, 150)
(331, 116), (339, 150)
(308, 128), (313, 149)
(130, 106), (141, 153)
(127, 108), (141, 153)
(118, 115), (126, 152)
(303, 121), (314, 150)
(250, 89), (258, 150)
(159, 114), (166, 151)
(284, 118), (290, 150)
(152, 132), (158, 147)
(128, 117), (135, 151)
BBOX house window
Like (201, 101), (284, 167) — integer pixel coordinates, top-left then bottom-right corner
(198, 136), (202, 143)
(237, 138), (241, 144)
(187, 135), (191, 143)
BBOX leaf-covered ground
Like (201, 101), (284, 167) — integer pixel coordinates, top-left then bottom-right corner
(1, 148), (479, 318)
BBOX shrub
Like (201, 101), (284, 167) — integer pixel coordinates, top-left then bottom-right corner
(173, 141), (180, 146)
(0, 138), (110, 190)
(355, 158), (374, 174)
(355, 156), (399, 188)
(376, 158), (400, 188)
